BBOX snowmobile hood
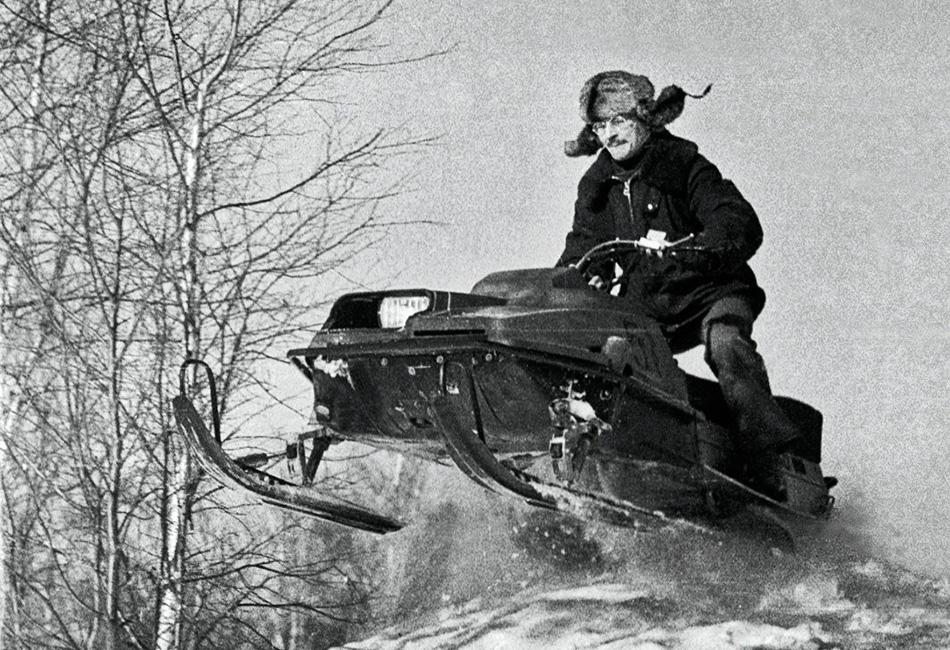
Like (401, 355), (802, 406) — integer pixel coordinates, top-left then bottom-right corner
(287, 267), (688, 399)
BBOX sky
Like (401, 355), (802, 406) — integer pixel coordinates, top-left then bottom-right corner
(290, 0), (950, 576)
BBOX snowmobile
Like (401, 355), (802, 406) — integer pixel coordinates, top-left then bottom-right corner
(174, 238), (836, 537)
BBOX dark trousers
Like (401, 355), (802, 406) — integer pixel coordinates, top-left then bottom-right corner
(701, 296), (800, 455)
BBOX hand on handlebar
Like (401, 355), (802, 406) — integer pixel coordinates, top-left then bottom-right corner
(572, 234), (732, 285)
(668, 246), (723, 272)
(636, 235), (723, 272)
(635, 233), (691, 257)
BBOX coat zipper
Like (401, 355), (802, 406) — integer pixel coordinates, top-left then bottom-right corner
(622, 177), (636, 232)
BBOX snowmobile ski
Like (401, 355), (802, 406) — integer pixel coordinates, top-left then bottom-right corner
(172, 361), (403, 534)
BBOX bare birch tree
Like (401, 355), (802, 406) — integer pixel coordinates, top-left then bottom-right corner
(1, 0), (443, 648)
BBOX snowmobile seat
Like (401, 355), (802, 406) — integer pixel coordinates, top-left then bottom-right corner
(472, 267), (653, 315)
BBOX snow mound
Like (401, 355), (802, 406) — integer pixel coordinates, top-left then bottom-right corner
(336, 510), (950, 650)
(338, 566), (950, 649)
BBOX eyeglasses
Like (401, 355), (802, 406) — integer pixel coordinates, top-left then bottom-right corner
(590, 114), (635, 135)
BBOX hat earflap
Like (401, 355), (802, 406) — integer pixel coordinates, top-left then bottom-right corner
(563, 124), (601, 157)
(641, 84), (712, 128)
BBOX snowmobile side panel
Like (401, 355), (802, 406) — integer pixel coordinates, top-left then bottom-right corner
(701, 463), (832, 520)
(292, 330), (696, 421)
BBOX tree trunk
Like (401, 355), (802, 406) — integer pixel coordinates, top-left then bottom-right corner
(156, 75), (205, 649)
(154, 440), (192, 650)
(1, 1), (51, 645)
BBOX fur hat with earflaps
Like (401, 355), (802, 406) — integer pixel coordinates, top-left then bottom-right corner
(564, 70), (712, 157)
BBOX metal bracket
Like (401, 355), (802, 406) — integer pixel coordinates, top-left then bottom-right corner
(284, 428), (335, 486)
(548, 397), (611, 484)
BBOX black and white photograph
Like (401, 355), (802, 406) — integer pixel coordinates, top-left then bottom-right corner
(2, 1), (949, 649)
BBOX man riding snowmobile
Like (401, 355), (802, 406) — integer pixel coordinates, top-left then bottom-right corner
(172, 70), (836, 537)
(558, 70), (799, 500)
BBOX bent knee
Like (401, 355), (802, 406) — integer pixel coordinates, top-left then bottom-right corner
(704, 322), (763, 377)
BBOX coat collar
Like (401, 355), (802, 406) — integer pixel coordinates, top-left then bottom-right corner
(579, 130), (699, 205)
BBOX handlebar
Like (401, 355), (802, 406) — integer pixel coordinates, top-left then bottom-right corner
(573, 235), (711, 276)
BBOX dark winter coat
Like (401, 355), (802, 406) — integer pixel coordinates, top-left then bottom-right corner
(556, 130), (766, 352)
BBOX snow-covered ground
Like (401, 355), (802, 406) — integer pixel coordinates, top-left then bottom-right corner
(333, 504), (950, 650)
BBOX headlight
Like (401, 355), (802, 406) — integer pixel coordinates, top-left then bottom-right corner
(378, 295), (431, 329)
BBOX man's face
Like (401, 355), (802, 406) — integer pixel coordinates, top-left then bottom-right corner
(591, 114), (651, 161)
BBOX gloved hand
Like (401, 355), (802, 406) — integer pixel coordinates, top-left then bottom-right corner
(667, 246), (724, 273)
(570, 259), (615, 290)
